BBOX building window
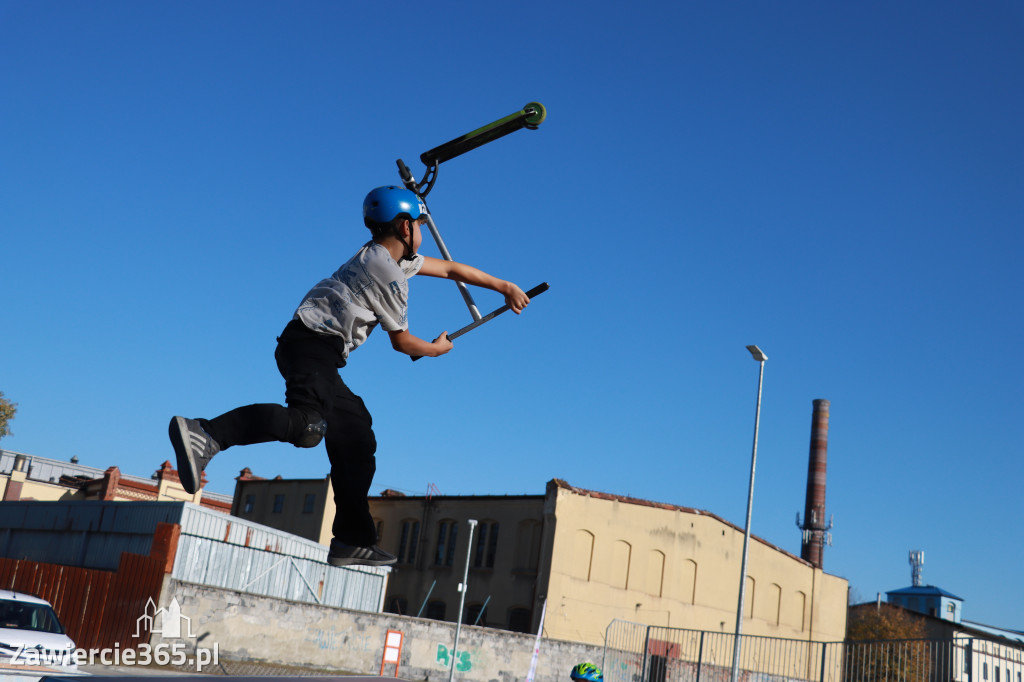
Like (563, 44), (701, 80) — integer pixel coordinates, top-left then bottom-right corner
(426, 600), (446, 621)
(983, 663), (988, 681)
(388, 597), (408, 616)
(435, 520), (458, 567)
(466, 602), (488, 626)
(610, 539), (631, 589)
(508, 607), (531, 633)
(514, 519), (542, 573)
(571, 530), (595, 581)
(397, 520), (420, 564)
(272, 494), (285, 513)
(647, 550), (665, 598)
(302, 493), (316, 514)
(473, 521), (499, 569)
(243, 495), (255, 514)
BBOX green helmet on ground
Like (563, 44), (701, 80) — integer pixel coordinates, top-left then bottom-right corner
(570, 663), (603, 682)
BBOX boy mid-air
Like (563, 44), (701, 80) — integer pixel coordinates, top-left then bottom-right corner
(170, 185), (530, 567)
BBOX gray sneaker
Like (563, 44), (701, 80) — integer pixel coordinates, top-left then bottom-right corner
(168, 416), (220, 494)
(328, 541), (397, 567)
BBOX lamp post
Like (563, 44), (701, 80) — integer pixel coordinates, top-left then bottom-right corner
(730, 345), (767, 682)
(449, 519), (477, 682)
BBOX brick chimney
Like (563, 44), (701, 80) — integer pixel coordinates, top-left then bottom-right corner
(799, 399), (832, 568)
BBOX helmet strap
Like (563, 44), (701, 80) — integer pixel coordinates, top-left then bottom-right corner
(397, 219), (417, 262)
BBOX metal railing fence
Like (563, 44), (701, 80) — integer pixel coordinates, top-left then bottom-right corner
(604, 620), (1023, 682)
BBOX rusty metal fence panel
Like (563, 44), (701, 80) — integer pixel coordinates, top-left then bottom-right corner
(604, 622), (1023, 682)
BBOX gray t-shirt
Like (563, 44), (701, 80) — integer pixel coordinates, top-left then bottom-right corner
(294, 241), (424, 360)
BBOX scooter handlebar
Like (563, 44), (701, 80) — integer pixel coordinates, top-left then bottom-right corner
(420, 102), (546, 167)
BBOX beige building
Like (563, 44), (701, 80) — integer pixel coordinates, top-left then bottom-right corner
(231, 476), (848, 646)
(231, 468), (336, 541)
(0, 448), (232, 512)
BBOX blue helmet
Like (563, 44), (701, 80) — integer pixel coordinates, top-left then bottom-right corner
(363, 186), (428, 228)
(570, 663), (603, 682)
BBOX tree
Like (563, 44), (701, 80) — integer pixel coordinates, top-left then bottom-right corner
(847, 604), (931, 682)
(0, 391), (17, 441)
(848, 603), (927, 640)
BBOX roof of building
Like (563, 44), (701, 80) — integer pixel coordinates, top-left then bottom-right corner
(0, 448), (233, 504)
(887, 585), (964, 601)
(852, 602), (1023, 647)
(962, 620), (1024, 646)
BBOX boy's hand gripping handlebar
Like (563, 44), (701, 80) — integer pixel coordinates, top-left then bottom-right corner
(411, 283), (549, 362)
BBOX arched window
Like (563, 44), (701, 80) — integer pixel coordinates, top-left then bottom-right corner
(466, 602), (488, 626)
(397, 519), (420, 564)
(514, 519), (542, 573)
(765, 583), (781, 625)
(426, 600), (447, 621)
(571, 530), (594, 581)
(473, 520), (499, 569)
(434, 520), (458, 567)
(647, 550), (665, 597)
(508, 607), (532, 633)
(609, 540), (631, 589)
(681, 559), (697, 604)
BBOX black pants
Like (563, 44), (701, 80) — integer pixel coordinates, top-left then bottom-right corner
(201, 320), (378, 547)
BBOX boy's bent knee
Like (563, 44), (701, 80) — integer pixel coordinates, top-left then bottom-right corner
(288, 408), (327, 448)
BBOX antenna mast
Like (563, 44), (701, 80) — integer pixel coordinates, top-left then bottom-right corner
(909, 550), (924, 587)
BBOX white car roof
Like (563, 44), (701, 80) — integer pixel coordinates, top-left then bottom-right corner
(0, 589), (52, 606)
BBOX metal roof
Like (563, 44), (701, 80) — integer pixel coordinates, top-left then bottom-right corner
(887, 585), (964, 600)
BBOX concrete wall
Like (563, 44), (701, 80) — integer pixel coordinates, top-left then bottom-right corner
(159, 578), (603, 682)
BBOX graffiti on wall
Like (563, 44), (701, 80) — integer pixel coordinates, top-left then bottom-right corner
(437, 644), (473, 672)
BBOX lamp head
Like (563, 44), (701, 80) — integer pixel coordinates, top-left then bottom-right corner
(746, 345), (767, 362)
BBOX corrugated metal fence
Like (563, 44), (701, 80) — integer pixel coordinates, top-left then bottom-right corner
(604, 620), (1024, 682)
(173, 503), (386, 611)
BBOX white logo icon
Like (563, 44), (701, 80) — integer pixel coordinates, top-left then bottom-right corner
(134, 597), (196, 639)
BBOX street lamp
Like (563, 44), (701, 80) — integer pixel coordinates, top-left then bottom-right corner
(730, 345), (767, 682)
(449, 519), (477, 682)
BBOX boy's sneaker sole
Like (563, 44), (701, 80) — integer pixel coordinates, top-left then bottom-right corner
(168, 416), (217, 495)
(328, 544), (397, 567)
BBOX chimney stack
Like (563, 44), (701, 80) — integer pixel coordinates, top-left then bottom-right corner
(799, 399), (832, 568)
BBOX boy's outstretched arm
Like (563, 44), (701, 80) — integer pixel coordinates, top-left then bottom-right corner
(389, 329), (453, 357)
(418, 256), (531, 313)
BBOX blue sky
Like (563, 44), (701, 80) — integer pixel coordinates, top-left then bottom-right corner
(2, 2), (1022, 630)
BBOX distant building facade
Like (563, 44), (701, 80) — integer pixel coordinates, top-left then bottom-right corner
(0, 449), (231, 513)
(231, 469), (335, 543)
(849, 602), (1023, 682)
(231, 476), (849, 646)
(887, 584), (964, 623)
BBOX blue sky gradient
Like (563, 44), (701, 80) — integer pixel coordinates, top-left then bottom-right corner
(2, 2), (1022, 629)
